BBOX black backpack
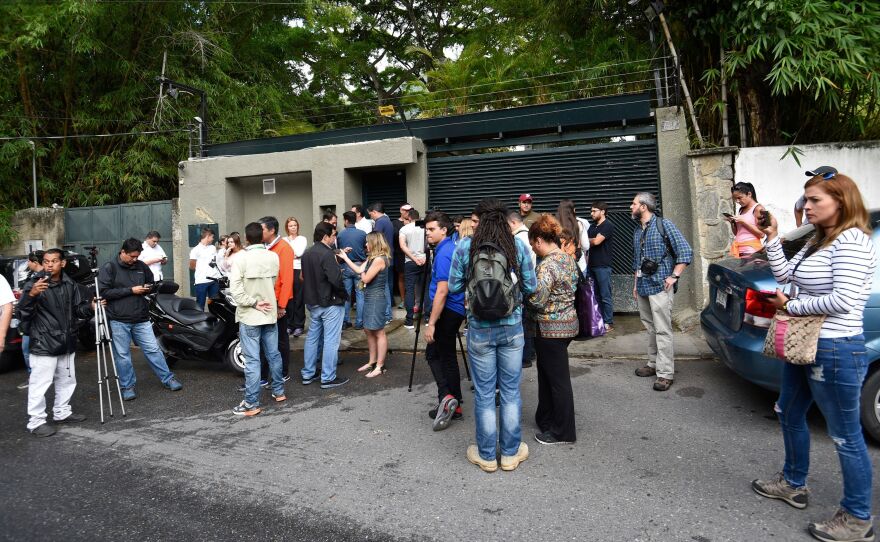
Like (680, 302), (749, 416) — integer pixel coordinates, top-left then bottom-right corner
(466, 242), (520, 321)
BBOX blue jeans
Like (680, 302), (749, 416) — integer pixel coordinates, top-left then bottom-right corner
(22, 335), (31, 373)
(777, 335), (872, 520)
(342, 266), (365, 328)
(385, 266), (394, 321)
(239, 323), (284, 406)
(110, 320), (175, 390)
(302, 304), (344, 383)
(194, 281), (219, 310)
(589, 266), (613, 325)
(404, 260), (425, 324)
(467, 323), (525, 460)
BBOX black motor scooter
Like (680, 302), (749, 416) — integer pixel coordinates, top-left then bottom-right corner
(148, 275), (245, 374)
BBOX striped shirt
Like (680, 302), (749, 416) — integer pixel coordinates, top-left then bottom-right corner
(766, 228), (877, 338)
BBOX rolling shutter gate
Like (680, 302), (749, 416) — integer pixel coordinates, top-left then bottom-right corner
(427, 138), (660, 312)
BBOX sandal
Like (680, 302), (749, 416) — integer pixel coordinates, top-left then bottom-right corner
(365, 365), (386, 378)
(358, 362), (376, 373)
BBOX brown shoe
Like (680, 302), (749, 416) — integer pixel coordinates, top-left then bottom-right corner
(635, 365), (656, 377)
(467, 445), (498, 473)
(653, 377), (673, 391)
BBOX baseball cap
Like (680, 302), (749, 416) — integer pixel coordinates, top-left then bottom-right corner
(400, 203), (413, 211)
(805, 166), (838, 179)
(519, 194), (533, 202)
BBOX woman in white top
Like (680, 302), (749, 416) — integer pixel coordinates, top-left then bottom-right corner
(751, 173), (876, 540)
(284, 217), (308, 336)
(555, 199), (590, 275)
(219, 232), (243, 273)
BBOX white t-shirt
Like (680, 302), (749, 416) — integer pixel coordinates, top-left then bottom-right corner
(355, 218), (373, 234)
(576, 217), (591, 273)
(139, 241), (167, 280)
(795, 195), (811, 224)
(189, 243), (221, 284)
(513, 226), (536, 267)
(399, 222), (425, 263)
(285, 236), (308, 270)
(0, 276), (14, 306)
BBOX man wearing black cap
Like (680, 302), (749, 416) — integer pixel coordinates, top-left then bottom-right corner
(795, 166), (838, 227)
(519, 194), (539, 228)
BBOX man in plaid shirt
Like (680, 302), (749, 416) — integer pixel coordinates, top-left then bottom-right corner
(630, 192), (693, 391)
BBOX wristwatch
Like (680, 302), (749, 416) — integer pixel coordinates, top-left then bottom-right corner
(670, 274), (680, 280)
(782, 300), (790, 313)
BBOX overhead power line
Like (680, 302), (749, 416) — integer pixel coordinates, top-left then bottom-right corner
(0, 128), (190, 142)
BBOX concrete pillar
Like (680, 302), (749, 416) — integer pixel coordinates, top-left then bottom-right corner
(655, 106), (699, 328)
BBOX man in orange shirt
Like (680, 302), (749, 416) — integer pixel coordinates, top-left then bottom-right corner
(259, 216), (294, 383)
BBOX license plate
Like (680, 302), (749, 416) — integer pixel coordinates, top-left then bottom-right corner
(715, 289), (728, 309)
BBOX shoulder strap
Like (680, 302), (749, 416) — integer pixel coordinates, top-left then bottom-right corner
(790, 243), (819, 279)
(654, 217), (677, 260)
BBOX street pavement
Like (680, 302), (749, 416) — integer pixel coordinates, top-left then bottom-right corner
(0, 329), (877, 541)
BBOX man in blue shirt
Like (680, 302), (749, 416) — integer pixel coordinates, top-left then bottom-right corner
(368, 202), (395, 323)
(448, 198), (537, 473)
(629, 192), (693, 392)
(337, 211), (367, 330)
(423, 211), (467, 432)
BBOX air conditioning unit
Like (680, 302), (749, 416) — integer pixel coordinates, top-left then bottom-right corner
(263, 178), (276, 195)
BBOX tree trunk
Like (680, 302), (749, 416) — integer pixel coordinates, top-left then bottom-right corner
(740, 64), (782, 146)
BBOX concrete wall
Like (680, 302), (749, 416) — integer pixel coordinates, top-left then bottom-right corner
(0, 207), (65, 256)
(686, 147), (739, 310)
(655, 106), (700, 328)
(735, 140), (880, 234)
(175, 137), (428, 294)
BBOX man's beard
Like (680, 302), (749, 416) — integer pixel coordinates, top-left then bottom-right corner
(631, 210), (643, 221)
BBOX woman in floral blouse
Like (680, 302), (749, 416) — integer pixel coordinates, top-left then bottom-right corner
(526, 215), (580, 445)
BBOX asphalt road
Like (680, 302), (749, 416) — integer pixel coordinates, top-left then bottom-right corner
(1, 345), (877, 542)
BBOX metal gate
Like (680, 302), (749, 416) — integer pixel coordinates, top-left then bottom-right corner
(64, 200), (174, 280)
(428, 139), (659, 276)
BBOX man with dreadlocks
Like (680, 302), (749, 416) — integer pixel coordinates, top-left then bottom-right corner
(448, 198), (537, 473)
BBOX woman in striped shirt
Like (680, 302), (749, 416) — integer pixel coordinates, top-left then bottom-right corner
(751, 173), (877, 542)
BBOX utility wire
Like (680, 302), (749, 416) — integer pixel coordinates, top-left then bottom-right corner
(0, 128), (190, 141)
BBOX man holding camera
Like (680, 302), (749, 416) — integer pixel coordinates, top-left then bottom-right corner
(99, 238), (183, 401)
(17, 249), (95, 436)
(629, 193), (692, 392)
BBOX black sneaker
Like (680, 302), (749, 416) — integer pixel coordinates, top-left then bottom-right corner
(428, 406), (463, 420)
(522, 360), (533, 368)
(301, 375), (319, 385)
(55, 413), (86, 424)
(320, 377), (349, 389)
(495, 390), (501, 407)
(30, 424), (56, 437)
(535, 431), (575, 445)
(342, 322), (353, 330)
(432, 395), (459, 432)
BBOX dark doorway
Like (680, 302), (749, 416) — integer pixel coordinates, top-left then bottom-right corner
(361, 169), (407, 219)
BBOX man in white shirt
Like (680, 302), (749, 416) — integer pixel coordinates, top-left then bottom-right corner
(351, 204), (373, 233)
(189, 227), (221, 310)
(138, 231), (167, 281)
(399, 209), (426, 329)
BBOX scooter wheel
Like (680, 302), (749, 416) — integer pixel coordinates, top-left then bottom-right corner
(224, 338), (246, 375)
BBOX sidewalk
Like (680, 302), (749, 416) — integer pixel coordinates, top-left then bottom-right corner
(289, 311), (716, 360)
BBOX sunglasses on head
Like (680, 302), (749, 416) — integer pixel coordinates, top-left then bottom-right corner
(821, 171), (837, 180)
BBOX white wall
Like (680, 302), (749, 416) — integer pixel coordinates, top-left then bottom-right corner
(735, 141), (880, 234)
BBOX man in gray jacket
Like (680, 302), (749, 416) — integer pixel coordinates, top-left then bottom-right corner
(228, 222), (286, 416)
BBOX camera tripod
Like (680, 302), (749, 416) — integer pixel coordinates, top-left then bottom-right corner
(407, 228), (470, 392)
(93, 276), (126, 423)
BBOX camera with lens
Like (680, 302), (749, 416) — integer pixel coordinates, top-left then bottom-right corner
(640, 258), (660, 276)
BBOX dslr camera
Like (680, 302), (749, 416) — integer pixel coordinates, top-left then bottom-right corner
(640, 258), (660, 276)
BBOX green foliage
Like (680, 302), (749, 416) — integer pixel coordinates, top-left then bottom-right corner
(679, 0), (880, 144)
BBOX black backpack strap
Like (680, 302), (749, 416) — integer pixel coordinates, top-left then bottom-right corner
(654, 217), (677, 261)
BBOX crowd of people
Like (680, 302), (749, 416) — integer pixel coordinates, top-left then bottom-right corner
(3, 170), (877, 541)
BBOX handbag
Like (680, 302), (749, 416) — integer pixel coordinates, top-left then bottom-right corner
(761, 244), (825, 365)
(575, 267), (606, 338)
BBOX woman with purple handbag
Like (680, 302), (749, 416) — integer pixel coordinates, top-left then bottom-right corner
(525, 215), (580, 445)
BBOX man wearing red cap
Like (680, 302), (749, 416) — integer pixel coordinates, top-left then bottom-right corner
(519, 194), (540, 228)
